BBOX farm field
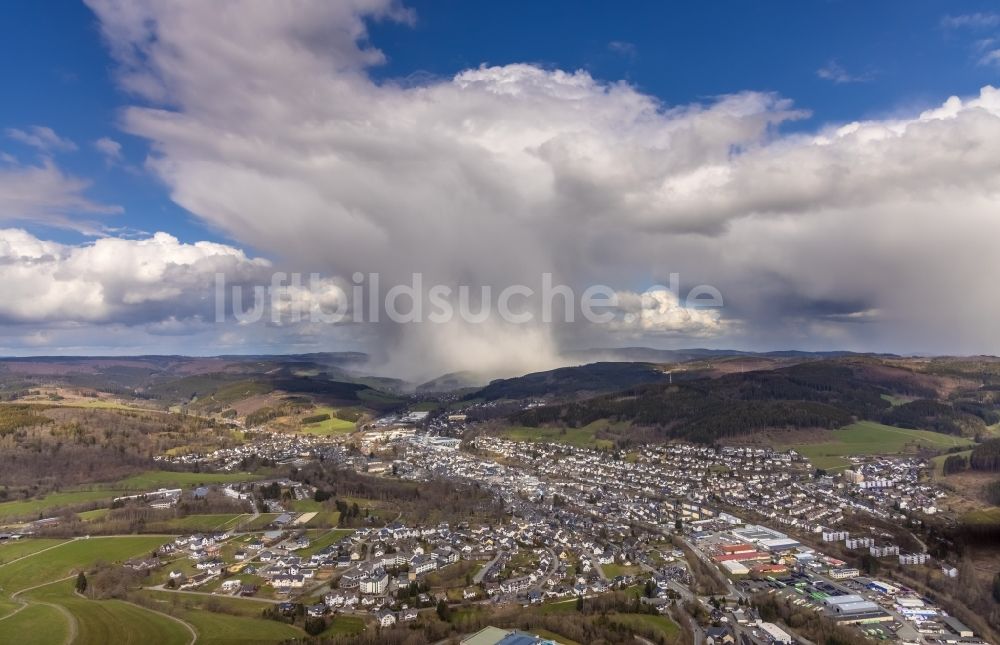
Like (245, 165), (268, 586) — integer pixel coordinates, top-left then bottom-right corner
(110, 470), (262, 490)
(0, 536), (167, 594)
(289, 499), (324, 513)
(298, 406), (356, 436)
(0, 538), (68, 563)
(167, 606), (303, 644)
(147, 513), (249, 532)
(782, 421), (975, 471)
(0, 601), (72, 645)
(304, 510), (341, 527)
(931, 449), (974, 476)
(244, 513), (280, 530)
(961, 507), (1000, 525)
(23, 581), (192, 645)
(0, 490), (117, 521)
(0, 470), (265, 523)
(502, 420), (617, 449)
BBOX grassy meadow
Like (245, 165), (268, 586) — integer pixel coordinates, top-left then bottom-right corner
(783, 421), (975, 470)
(502, 420), (619, 449)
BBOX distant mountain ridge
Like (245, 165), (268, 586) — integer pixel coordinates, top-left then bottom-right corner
(468, 361), (672, 401)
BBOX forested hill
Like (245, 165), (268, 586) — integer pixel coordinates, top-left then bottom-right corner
(511, 360), (1000, 444)
(469, 362), (671, 401)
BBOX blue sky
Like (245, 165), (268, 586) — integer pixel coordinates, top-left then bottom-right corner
(2, 0), (998, 247)
(2, 1), (1000, 369)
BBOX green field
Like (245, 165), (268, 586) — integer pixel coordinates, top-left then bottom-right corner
(601, 563), (641, 578)
(961, 507), (1000, 525)
(111, 470), (261, 490)
(502, 420), (617, 449)
(536, 598), (580, 614)
(321, 615), (366, 637)
(0, 536), (167, 594)
(0, 490), (117, 521)
(931, 449), (974, 476)
(78, 508), (111, 522)
(244, 513), (280, 530)
(783, 421), (975, 470)
(299, 407), (356, 436)
(0, 538), (68, 563)
(0, 538), (196, 645)
(22, 580), (192, 645)
(147, 514), (248, 532)
(304, 511), (341, 527)
(0, 601), (72, 644)
(288, 499), (324, 513)
(174, 606), (302, 644)
(299, 529), (353, 557)
(608, 612), (681, 639)
(0, 470), (263, 522)
(881, 394), (916, 407)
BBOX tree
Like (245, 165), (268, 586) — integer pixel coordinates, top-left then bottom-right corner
(304, 617), (326, 635)
(75, 571), (87, 594)
(860, 553), (879, 575)
(674, 518), (683, 532)
(644, 579), (656, 598)
(993, 573), (1000, 603)
(943, 454), (969, 475)
(576, 594), (584, 611)
(436, 599), (450, 621)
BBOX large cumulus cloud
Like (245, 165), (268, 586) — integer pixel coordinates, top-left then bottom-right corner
(79, 0), (1000, 376)
(0, 229), (269, 324)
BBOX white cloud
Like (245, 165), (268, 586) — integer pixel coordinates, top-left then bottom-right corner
(609, 289), (723, 336)
(0, 160), (120, 229)
(73, 0), (1000, 373)
(979, 49), (1000, 67)
(607, 41), (637, 59)
(942, 13), (1000, 29)
(94, 136), (123, 162)
(816, 60), (874, 84)
(0, 228), (270, 324)
(6, 126), (77, 153)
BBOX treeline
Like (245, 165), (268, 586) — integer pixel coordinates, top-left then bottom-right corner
(942, 453), (969, 475)
(881, 399), (992, 436)
(291, 463), (504, 526)
(985, 480), (1000, 506)
(971, 439), (1000, 472)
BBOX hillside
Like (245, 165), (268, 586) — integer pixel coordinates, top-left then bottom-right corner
(509, 359), (1000, 444)
(469, 361), (671, 401)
